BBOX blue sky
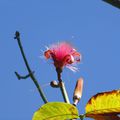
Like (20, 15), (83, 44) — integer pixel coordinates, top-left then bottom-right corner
(0, 0), (120, 120)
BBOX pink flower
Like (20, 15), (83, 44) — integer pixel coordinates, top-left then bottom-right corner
(44, 42), (81, 71)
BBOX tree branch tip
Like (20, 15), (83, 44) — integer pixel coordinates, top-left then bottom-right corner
(14, 31), (20, 39)
(14, 71), (21, 80)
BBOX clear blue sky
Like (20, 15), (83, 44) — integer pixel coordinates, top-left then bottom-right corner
(0, 0), (120, 120)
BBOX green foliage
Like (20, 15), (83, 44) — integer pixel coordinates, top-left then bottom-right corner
(32, 102), (79, 120)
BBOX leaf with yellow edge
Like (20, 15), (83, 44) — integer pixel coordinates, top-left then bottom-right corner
(32, 102), (79, 120)
(85, 90), (120, 120)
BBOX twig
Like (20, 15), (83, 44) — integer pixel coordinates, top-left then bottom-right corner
(56, 67), (70, 103)
(15, 71), (35, 80)
(14, 31), (48, 104)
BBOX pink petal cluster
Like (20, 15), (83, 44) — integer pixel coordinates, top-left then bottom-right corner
(44, 42), (81, 71)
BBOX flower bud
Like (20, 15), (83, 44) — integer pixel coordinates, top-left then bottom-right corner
(50, 81), (60, 88)
(73, 77), (83, 106)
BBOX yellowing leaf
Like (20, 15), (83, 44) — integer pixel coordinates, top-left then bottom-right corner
(85, 90), (120, 120)
(32, 102), (79, 120)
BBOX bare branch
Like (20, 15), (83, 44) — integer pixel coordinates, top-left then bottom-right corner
(14, 31), (48, 103)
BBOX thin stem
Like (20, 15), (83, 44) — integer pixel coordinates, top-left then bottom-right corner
(60, 82), (70, 103)
(56, 68), (70, 103)
(14, 31), (48, 104)
(15, 71), (35, 80)
(79, 114), (85, 120)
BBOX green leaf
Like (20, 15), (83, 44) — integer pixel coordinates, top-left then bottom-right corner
(32, 102), (79, 120)
(85, 90), (120, 120)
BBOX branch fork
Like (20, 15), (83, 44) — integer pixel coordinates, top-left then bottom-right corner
(14, 31), (48, 104)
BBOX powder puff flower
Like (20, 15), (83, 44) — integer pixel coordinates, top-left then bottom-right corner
(44, 42), (81, 72)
